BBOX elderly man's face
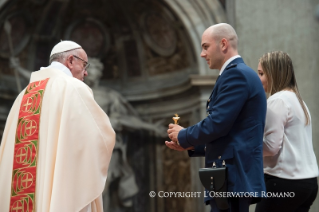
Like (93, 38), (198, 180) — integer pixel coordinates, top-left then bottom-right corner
(200, 30), (223, 70)
(70, 49), (89, 81)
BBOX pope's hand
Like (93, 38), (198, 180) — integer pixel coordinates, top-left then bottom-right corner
(167, 123), (183, 143)
(165, 141), (194, 151)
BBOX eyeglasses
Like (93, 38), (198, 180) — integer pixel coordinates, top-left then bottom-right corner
(73, 55), (90, 71)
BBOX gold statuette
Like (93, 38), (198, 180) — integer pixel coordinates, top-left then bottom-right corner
(172, 114), (180, 125)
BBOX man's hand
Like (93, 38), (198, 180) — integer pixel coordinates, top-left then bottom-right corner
(165, 141), (194, 151)
(167, 123), (183, 143)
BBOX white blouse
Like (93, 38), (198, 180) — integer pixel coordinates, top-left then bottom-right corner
(263, 90), (318, 179)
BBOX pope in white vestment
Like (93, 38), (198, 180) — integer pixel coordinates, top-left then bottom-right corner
(0, 41), (115, 212)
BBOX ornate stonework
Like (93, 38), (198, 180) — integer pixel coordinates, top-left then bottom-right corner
(65, 18), (110, 57)
(141, 12), (177, 57)
(0, 11), (31, 58)
(162, 146), (192, 212)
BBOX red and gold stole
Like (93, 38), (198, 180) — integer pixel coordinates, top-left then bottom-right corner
(9, 78), (49, 212)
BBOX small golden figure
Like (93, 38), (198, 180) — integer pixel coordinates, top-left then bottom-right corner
(172, 114), (180, 125)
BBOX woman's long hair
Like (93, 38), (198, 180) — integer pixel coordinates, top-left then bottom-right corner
(259, 51), (310, 125)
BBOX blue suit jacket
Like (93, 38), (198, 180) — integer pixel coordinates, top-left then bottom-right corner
(178, 58), (266, 202)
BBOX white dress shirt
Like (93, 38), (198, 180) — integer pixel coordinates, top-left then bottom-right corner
(263, 90), (318, 179)
(219, 55), (241, 75)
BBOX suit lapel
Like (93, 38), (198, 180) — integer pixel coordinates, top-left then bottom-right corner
(209, 75), (220, 97)
(206, 57), (245, 107)
(207, 75), (220, 108)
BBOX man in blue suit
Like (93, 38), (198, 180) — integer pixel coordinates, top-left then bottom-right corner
(166, 23), (267, 212)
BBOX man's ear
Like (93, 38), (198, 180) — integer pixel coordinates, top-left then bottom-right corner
(65, 55), (74, 70)
(220, 38), (228, 51)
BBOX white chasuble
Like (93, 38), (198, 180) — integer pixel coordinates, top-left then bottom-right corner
(0, 68), (115, 212)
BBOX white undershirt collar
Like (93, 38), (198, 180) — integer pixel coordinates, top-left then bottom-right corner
(40, 61), (73, 77)
(219, 55), (241, 76)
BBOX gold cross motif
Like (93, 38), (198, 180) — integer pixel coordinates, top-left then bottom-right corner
(25, 121), (37, 136)
(12, 200), (23, 212)
(21, 173), (33, 188)
(16, 148), (27, 163)
(22, 97), (32, 111)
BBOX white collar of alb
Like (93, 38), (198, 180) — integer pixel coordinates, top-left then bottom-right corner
(40, 61), (73, 77)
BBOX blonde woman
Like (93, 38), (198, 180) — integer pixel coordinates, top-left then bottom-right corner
(255, 51), (318, 212)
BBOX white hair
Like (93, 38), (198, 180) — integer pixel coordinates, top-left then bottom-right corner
(49, 48), (82, 64)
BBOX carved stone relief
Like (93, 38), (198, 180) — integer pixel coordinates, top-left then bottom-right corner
(145, 40), (189, 76)
(0, 11), (31, 58)
(64, 18), (110, 57)
(137, 3), (190, 77)
(141, 12), (177, 57)
(161, 118), (193, 212)
(31, 0), (47, 5)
